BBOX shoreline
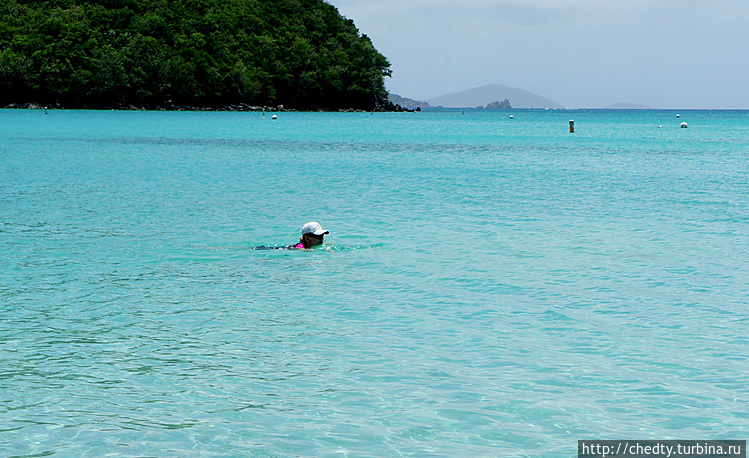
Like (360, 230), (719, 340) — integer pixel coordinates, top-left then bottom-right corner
(6, 103), (746, 112)
(4, 102), (417, 113)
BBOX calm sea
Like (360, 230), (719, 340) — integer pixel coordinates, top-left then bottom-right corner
(1, 109), (748, 457)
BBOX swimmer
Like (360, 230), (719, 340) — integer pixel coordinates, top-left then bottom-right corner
(293, 221), (329, 249)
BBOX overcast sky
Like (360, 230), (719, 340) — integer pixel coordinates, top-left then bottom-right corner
(328, 0), (749, 108)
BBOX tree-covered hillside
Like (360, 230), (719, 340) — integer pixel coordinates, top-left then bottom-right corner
(0, 0), (392, 110)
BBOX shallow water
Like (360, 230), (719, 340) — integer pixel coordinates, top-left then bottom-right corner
(1, 109), (748, 456)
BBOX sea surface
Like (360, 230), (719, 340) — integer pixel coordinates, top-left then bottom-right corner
(1, 109), (748, 457)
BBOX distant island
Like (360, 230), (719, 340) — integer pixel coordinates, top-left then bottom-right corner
(387, 94), (512, 111)
(426, 84), (562, 109)
(392, 85), (667, 110)
(483, 99), (512, 109)
(388, 94), (431, 110)
(0, 0), (393, 111)
(604, 103), (658, 109)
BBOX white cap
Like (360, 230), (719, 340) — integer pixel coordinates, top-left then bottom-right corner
(301, 221), (329, 236)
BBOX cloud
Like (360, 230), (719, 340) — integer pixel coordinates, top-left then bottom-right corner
(333, 0), (583, 27)
(328, 0), (749, 107)
(332, 0), (743, 31)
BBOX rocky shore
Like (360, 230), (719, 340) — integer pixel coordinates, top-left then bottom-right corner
(5, 101), (418, 112)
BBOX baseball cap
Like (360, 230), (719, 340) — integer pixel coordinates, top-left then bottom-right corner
(301, 221), (329, 236)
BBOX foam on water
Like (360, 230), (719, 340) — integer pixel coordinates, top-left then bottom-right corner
(1, 109), (748, 456)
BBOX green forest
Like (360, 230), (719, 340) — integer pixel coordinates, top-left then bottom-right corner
(0, 0), (393, 110)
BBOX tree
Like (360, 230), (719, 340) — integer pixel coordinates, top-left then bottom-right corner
(0, 0), (392, 110)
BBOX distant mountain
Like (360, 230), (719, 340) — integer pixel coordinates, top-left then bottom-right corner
(604, 103), (657, 109)
(427, 84), (562, 109)
(388, 94), (431, 110)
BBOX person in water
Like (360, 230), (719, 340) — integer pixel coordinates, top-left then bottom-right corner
(293, 221), (329, 249)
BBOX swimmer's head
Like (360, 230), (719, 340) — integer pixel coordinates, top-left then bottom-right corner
(300, 221), (329, 248)
(301, 222), (328, 237)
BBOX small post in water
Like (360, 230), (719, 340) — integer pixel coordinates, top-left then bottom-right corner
(569, 119), (575, 133)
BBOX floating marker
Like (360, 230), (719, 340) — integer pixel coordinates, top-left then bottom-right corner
(509, 115), (514, 119)
(272, 114), (278, 120)
(680, 122), (688, 128)
(569, 119), (575, 133)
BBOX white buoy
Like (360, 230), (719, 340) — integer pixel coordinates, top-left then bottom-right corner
(676, 114), (681, 118)
(680, 122), (688, 128)
(509, 115), (514, 119)
(272, 114), (278, 120)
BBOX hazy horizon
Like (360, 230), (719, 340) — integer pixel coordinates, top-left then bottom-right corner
(328, 1), (749, 109)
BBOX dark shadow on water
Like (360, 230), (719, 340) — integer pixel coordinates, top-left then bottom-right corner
(250, 243), (384, 252)
(194, 243), (385, 255)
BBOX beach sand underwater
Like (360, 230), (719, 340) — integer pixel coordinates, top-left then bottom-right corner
(2, 108), (748, 456)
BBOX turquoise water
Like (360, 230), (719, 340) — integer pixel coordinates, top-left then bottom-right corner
(2, 109), (748, 457)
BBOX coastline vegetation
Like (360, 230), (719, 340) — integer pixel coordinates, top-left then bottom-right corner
(0, 0), (392, 110)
